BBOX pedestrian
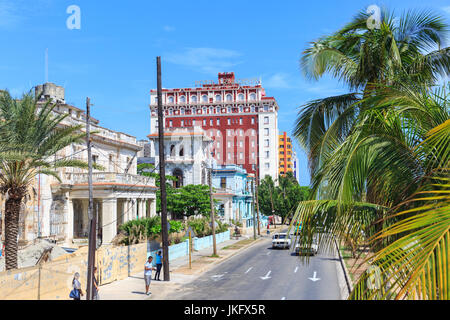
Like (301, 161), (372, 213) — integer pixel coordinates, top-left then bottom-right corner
(70, 272), (83, 300)
(267, 223), (270, 235)
(144, 256), (156, 295)
(93, 266), (100, 300)
(154, 250), (163, 281)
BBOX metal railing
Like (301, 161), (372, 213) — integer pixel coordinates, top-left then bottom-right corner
(63, 172), (155, 186)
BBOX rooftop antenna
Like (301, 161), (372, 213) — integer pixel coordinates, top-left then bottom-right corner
(45, 48), (48, 83)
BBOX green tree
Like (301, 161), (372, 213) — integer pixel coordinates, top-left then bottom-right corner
(0, 91), (90, 270)
(168, 184), (215, 219)
(293, 7), (450, 299)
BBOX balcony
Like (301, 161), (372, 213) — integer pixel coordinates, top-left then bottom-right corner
(63, 172), (155, 186)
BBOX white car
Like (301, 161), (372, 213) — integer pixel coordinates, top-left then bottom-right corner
(272, 233), (291, 249)
(294, 235), (319, 256)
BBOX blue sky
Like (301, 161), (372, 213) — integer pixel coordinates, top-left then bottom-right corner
(1, 0), (449, 186)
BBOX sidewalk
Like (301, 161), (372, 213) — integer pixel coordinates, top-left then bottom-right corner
(97, 225), (285, 300)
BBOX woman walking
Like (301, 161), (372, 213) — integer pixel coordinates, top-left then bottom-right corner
(70, 272), (83, 300)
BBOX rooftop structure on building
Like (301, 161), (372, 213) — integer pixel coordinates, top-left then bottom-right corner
(149, 72), (280, 181)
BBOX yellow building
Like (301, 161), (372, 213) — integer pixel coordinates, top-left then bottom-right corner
(278, 132), (293, 176)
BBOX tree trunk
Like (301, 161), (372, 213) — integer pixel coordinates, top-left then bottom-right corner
(4, 195), (23, 270)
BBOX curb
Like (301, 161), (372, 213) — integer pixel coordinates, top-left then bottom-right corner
(334, 238), (353, 299)
(174, 235), (265, 278)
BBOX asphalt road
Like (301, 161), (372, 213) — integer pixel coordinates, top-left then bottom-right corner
(169, 231), (342, 300)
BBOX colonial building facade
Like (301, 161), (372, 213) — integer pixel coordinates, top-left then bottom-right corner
(0, 83), (158, 247)
(149, 72), (279, 181)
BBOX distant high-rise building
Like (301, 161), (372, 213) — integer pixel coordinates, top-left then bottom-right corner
(278, 132), (294, 176)
(149, 72), (279, 180)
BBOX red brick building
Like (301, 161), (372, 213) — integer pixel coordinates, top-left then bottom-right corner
(149, 72), (279, 180)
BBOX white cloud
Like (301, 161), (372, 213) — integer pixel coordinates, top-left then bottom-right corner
(163, 25), (175, 32)
(0, 0), (22, 28)
(442, 6), (450, 14)
(165, 47), (242, 75)
(263, 73), (293, 89)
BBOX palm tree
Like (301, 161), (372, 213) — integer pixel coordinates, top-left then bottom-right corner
(0, 90), (89, 270)
(292, 7), (450, 299)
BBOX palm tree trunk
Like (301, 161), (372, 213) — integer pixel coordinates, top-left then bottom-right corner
(4, 192), (23, 270)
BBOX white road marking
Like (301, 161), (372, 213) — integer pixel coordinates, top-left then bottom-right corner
(266, 251), (271, 255)
(260, 270), (272, 280)
(308, 271), (321, 282)
(281, 297), (286, 300)
(245, 267), (253, 274)
(294, 267), (299, 273)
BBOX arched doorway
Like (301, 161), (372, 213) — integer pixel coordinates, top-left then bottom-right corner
(172, 168), (183, 188)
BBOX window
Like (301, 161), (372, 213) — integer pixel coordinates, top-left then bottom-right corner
(191, 95), (197, 103)
(181, 108), (185, 115)
(227, 118), (231, 125)
(169, 108), (173, 115)
(227, 130), (231, 136)
(221, 177), (227, 189)
(226, 94), (232, 101)
(239, 118), (243, 125)
(251, 106), (255, 112)
(92, 155), (99, 164)
(264, 116), (269, 124)
(227, 141), (231, 148)
(179, 147), (184, 157)
(239, 106), (243, 112)
(202, 107), (207, 114)
(265, 151), (270, 158)
(169, 120), (173, 127)
(252, 129), (255, 136)
(192, 119), (196, 126)
(240, 152), (243, 159)
(238, 93), (244, 101)
(239, 140), (243, 147)
(217, 152), (220, 160)
(228, 152), (231, 160)
(251, 140), (255, 147)
(179, 96), (186, 103)
(203, 119), (206, 126)
(252, 152), (255, 159)
(251, 117), (255, 124)
(202, 95), (208, 102)
(227, 107), (231, 113)
(249, 93), (256, 100)
(168, 96), (174, 103)
(217, 141), (220, 148)
(264, 128), (269, 136)
(217, 118), (220, 125)
(181, 120), (184, 126)
(215, 94), (222, 102)
(265, 163), (270, 169)
(264, 139), (269, 147)
(210, 119), (213, 126)
(264, 105), (269, 112)
(170, 145), (176, 157)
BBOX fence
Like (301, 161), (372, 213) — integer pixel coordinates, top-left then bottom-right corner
(0, 230), (230, 299)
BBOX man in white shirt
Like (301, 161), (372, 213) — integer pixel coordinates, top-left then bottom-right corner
(144, 256), (156, 295)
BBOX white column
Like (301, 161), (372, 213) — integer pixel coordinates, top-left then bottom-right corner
(149, 198), (156, 217)
(66, 199), (74, 244)
(131, 199), (137, 220)
(102, 198), (117, 245)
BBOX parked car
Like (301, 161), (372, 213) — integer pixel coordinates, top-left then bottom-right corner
(294, 235), (319, 256)
(272, 233), (291, 249)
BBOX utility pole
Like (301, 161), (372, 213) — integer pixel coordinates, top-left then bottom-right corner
(209, 166), (217, 256)
(85, 97), (96, 300)
(252, 178), (256, 240)
(255, 164), (261, 235)
(156, 56), (170, 281)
